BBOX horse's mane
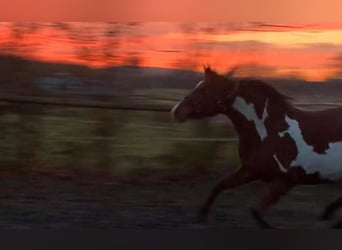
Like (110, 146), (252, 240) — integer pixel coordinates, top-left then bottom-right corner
(209, 66), (294, 110)
(238, 78), (295, 110)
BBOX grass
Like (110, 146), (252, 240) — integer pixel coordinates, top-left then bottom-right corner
(0, 104), (239, 176)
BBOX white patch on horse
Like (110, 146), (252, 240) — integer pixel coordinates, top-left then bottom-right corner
(194, 80), (204, 90)
(279, 116), (342, 180)
(171, 102), (181, 121)
(233, 96), (269, 141)
(171, 80), (204, 121)
(273, 154), (287, 172)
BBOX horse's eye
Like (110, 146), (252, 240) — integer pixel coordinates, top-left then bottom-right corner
(197, 89), (206, 98)
(184, 96), (194, 105)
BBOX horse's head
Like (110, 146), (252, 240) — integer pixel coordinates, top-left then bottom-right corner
(171, 66), (239, 122)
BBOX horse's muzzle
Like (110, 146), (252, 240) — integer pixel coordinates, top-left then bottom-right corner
(171, 101), (192, 123)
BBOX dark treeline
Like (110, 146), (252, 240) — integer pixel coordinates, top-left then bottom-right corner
(2, 53), (342, 104)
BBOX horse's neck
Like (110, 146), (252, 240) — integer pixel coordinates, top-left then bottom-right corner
(226, 107), (264, 145)
(224, 96), (292, 145)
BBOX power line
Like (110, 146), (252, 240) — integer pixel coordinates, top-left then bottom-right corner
(0, 94), (341, 112)
(0, 95), (171, 112)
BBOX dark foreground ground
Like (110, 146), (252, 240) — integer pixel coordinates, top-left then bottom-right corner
(0, 165), (340, 229)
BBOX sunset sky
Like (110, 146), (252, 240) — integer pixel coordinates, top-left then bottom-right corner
(1, 0), (342, 22)
(1, 22), (342, 81)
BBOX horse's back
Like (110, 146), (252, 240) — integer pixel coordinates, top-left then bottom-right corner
(287, 106), (342, 181)
(294, 106), (342, 143)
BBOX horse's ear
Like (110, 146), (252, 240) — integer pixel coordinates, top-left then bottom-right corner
(226, 66), (239, 78)
(204, 65), (214, 81)
(203, 65), (211, 73)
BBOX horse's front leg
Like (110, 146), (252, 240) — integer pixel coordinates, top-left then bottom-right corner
(321, 196), (342, 221)
(198, 167), (253, 222)
(251, 178), (295, 229)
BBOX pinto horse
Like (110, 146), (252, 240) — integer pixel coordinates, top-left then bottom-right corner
(171, 66), (342, 228)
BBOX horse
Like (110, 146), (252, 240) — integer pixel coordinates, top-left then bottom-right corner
(171, 66), (342, 228)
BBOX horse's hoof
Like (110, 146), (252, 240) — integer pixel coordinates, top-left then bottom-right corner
(196, 207), (209, 224)
(331, 221), (342, 229)
(250, 208), (275, 229)
(319, 211), (332, 221)
(196, 209), (209, 224)
(320, 205), (336, 221)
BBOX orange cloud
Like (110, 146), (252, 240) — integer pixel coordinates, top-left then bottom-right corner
(0, 22), (341, 81)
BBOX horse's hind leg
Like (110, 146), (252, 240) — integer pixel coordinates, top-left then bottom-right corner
(321, 194), (342, 228)
(251, 179), (294, 229)
(198, 167), (253, 222)
(321, 196), (342, 220)
(331, 221), (342, 228)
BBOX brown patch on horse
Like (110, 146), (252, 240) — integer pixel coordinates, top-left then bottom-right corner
(295, 107), (342, 154)
(274, 133), (298, 170)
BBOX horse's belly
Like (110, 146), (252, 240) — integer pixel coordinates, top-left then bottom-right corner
(293, 142), (342, 181)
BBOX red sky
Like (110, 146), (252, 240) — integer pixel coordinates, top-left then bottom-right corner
(1, 0), (342, 22)
(1, 22), (342, 81)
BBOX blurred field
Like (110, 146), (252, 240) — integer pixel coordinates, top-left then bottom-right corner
(0, 89), (341, 229)
(0, 102), (238, 172)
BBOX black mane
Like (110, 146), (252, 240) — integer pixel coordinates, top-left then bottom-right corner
(238, 78), (295, 111)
